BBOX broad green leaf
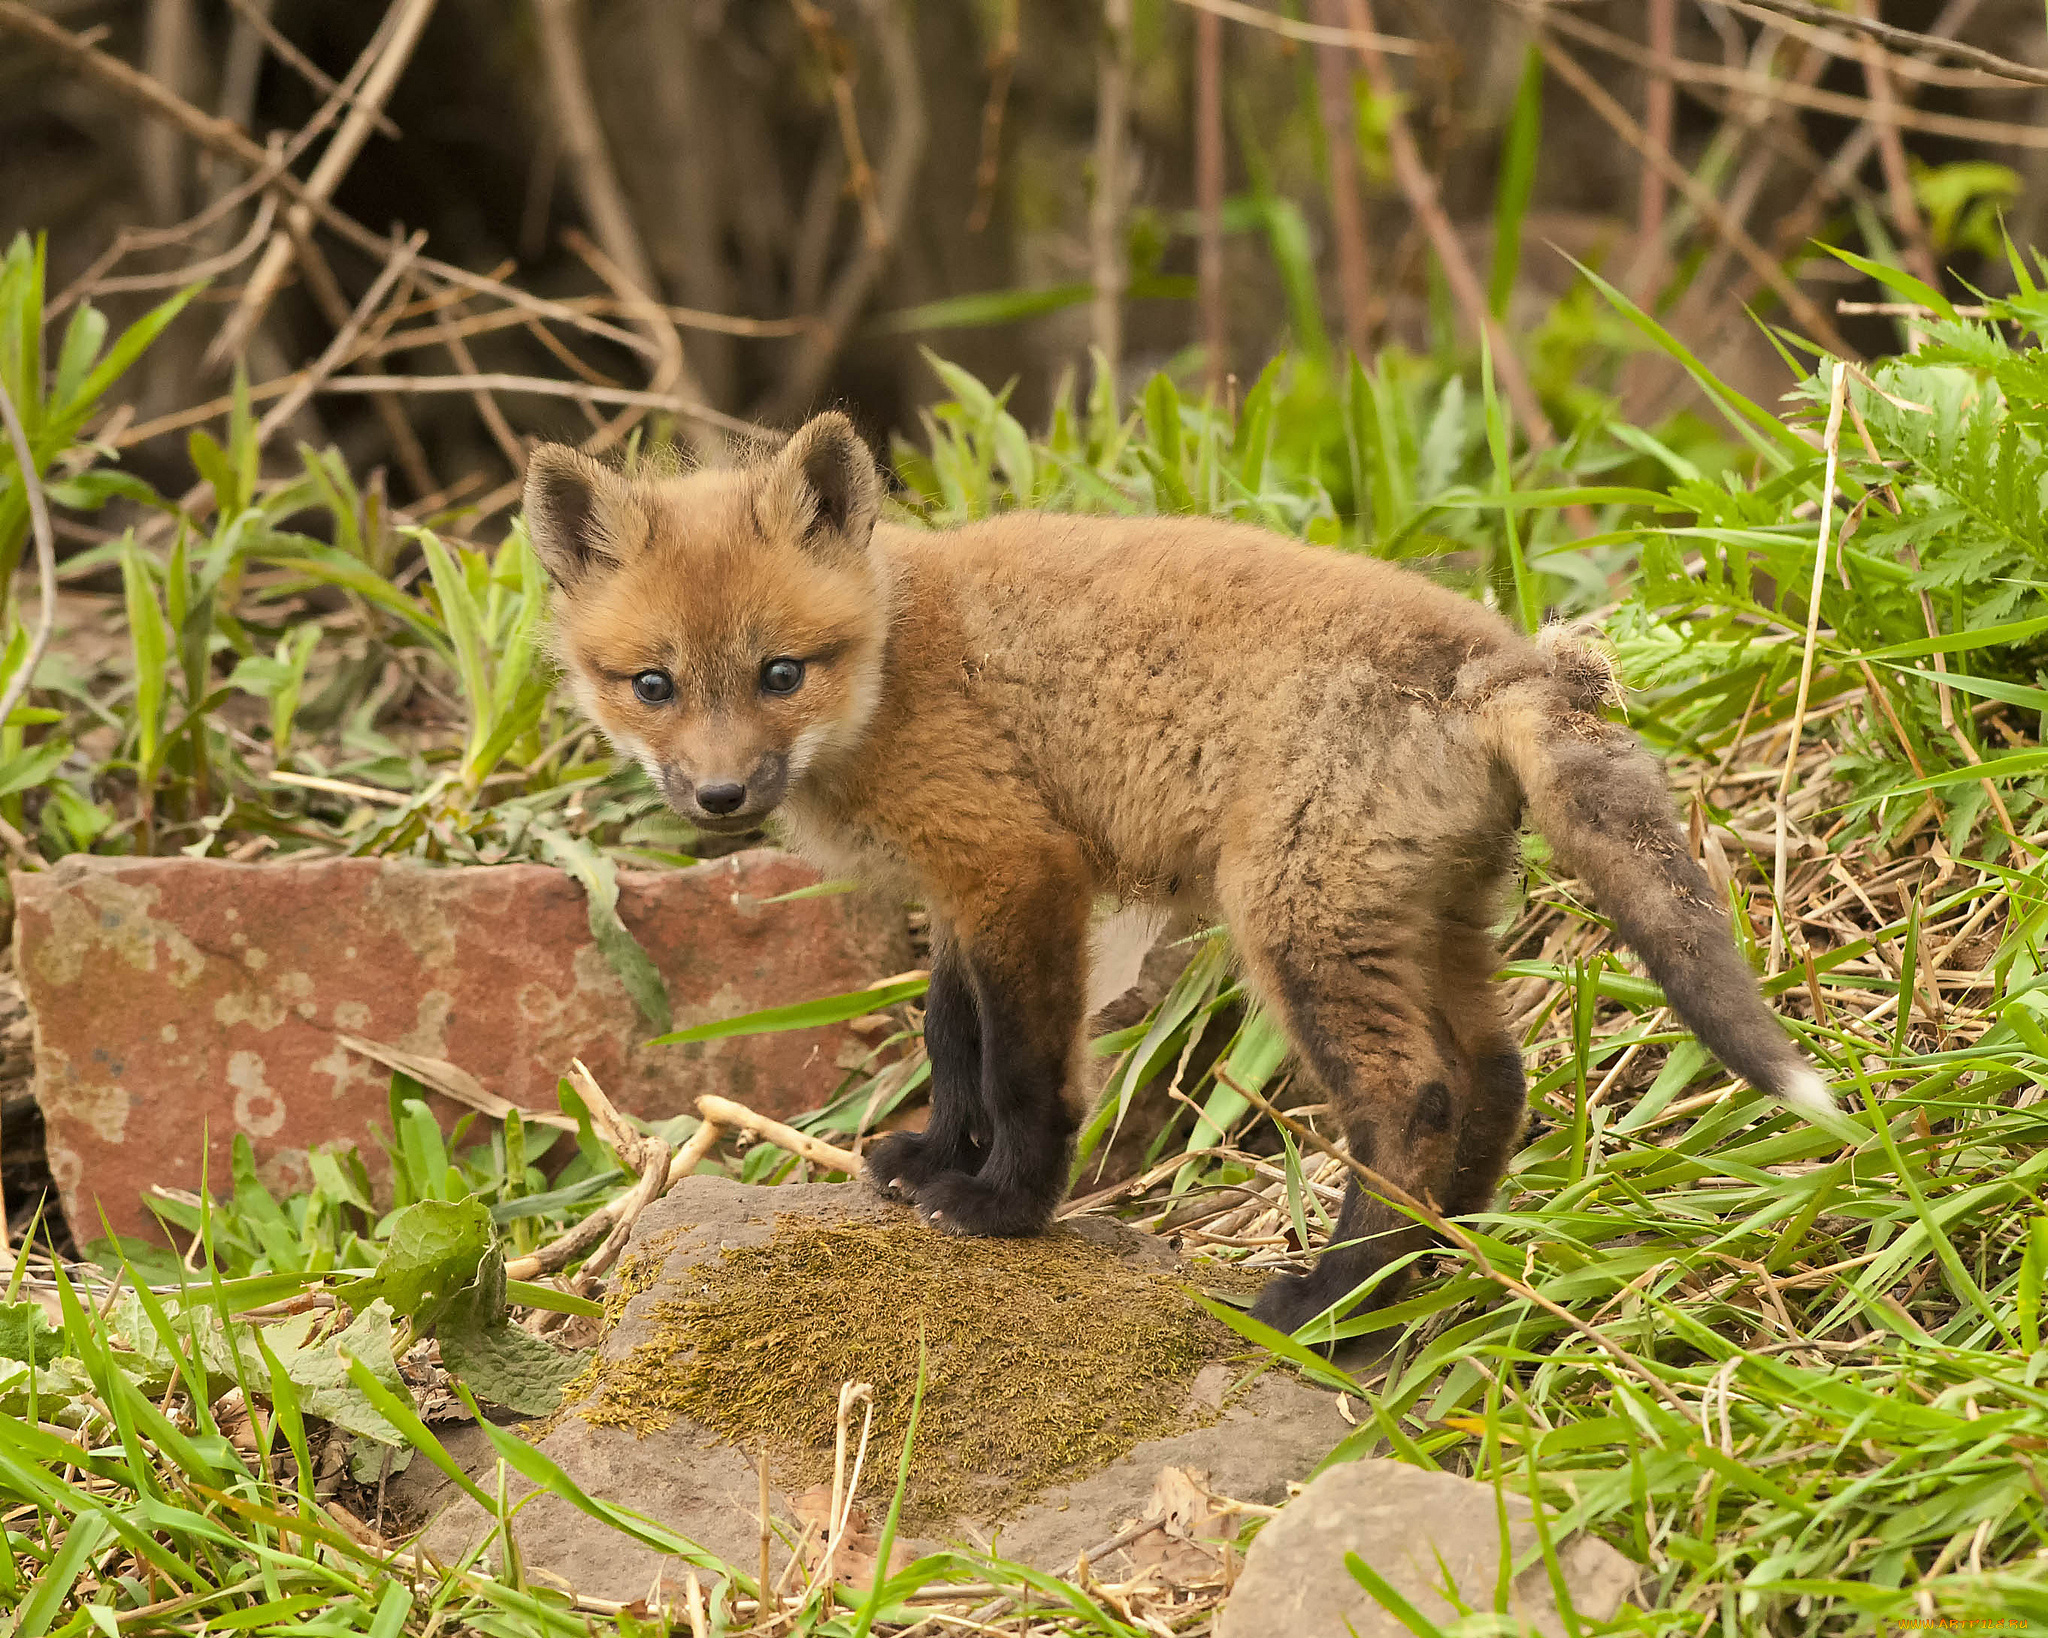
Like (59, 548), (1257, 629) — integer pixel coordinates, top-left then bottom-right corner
(335, 1197), (492, 1330)
(265, 1300), (414, 1448)
(0, 1302), (61, 1366)
(437, 1250), (586, 1414)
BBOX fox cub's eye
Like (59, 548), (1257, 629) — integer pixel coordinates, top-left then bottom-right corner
(761, 657), (806, 696)
(631, 670), (675, 705)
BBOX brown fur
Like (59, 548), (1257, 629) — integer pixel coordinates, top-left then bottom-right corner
(526, 414), (1827, 1334)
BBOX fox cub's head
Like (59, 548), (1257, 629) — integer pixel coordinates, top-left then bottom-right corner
(524, 412), (890, 833)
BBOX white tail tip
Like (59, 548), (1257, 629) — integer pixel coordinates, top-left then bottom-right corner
(1779, 1066), (1838, 1116)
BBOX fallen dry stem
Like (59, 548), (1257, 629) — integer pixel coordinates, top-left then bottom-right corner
(503, 1090), (854, 1283)
(1773, 360), (1849, 974)
(567, 1059), (672, 1282)
(696, 1095), (861, 1175)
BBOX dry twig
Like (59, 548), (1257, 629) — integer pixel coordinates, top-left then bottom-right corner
(1634, 0), (1677, 300)
(1530, 26), (1857, 359)
(696, 1095), (861, 1175)
(1854, 0), (1941, 294)
(1343, 0), (1556, 445)
(1196, 6), (1230, 393)
(209, 0), (440, 367)
(762, 0), (926, 423)
(1089, 0), (1135, 392)
(1311, 0), (1373, 362)
(966, 0), (1020, 235)
(1714, 0), (2048, 87)
(220, 0), (401, 138)
(534, 0), (717, 460)
(1168, 0), (1426, 55)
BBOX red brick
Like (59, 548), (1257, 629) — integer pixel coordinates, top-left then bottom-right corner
(14, 852), (908, 1243)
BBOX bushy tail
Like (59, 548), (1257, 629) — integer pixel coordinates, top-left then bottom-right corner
(1472, 634), (1834, 1117)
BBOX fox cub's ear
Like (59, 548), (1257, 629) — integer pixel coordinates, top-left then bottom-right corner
(764, 412), (880, 564)
(523, 445), (639, 586)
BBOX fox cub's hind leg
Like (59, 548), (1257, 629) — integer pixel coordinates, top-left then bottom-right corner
(1432, 900), (1528, 1219)
(1225, 835), (1518, 1337)
(865, 845), (1092, 1237)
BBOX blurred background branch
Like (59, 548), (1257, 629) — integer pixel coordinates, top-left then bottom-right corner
(0, 0), (2041, 509)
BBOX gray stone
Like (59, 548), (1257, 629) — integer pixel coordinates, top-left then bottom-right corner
(394, 1176), (1349, 1602)
(1217, 1458), (1642, 1638)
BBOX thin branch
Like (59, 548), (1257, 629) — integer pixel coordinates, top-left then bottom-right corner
(696, 1095), (861, 1174)
(1706, 0), (2048, 88)
(565, 1060), (670, 1285)
(277, 215), (439, 498)
(1659, 24), (1828, 365)
(535, 0), (716, 458)
(1090, 0), (1135, 392)
(761, 0), (926, 423)
(85, 183), (280, 298)
(1532, 29), (1857, 358)
(533, 0), (656, 298)
(1521, 2), (2048, 150)
(371, 297), (809, 355)
(316, 373), (771, 441)
(1753, 0), (1984, 280)
(562, 229), (709, 459)
(1342, 0), (1555, 445)
(1855, 0), (1941, 293)
(1197, 5), (1230, 391)
(1168, 0), (1427, 56)
(208, 0), (441, 368)
(220, 0), (401, 138)
(1311, 0), (1373, 362)
(256, 232), (425, 446)
(0, 2), (659, 375)
(138, 0), (200, 225)
(1635, 0), (1676, 301)
(1715, 0), (2023, 90)
(437, 306), (530, 472)
(966, 0), (1020, 234)
(793, 0), (886, 248)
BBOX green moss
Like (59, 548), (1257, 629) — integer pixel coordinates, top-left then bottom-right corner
(578, 1217), (1242, 1525)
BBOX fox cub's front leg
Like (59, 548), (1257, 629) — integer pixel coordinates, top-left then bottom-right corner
(865, 854), (1091, 1237)
(869, 934), (985, 1197)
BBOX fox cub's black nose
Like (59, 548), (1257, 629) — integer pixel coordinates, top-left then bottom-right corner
(696, 781), (747, 816)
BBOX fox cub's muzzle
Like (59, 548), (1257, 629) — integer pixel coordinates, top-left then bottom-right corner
(662, 752), (790, 831)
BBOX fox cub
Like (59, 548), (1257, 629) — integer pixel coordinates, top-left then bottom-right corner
(525, 412), (1831, 1333)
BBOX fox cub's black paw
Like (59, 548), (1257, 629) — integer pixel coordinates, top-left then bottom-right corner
(1249, 1267), (1384, 1336)
(864, 1130), (970, 1202)
(911, 1170), (1056, 1238)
